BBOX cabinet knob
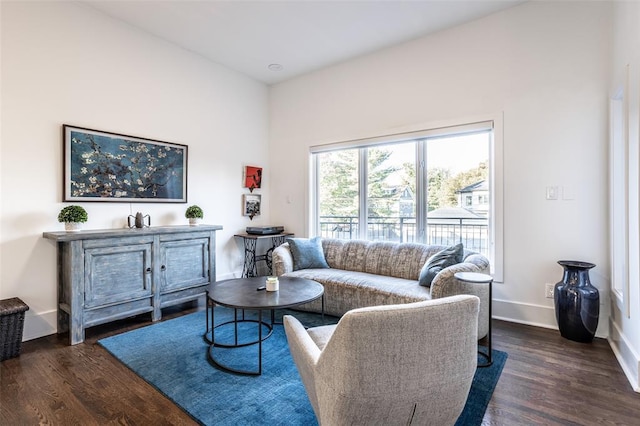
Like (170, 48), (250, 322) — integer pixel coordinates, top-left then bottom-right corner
(146, 267), (152, 273)
(161, 265), (166, 271)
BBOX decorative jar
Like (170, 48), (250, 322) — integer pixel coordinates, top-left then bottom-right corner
(266, 276), (279, 292)
(554, 260), (599, 343)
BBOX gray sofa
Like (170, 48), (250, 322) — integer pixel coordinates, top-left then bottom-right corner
(272, 238), (491, 338)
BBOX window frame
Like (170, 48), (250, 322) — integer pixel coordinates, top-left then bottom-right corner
(609, 75), (630, 316)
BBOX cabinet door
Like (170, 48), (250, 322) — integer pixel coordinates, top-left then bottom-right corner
(84, 243), (153, 308)
(160, 237), (210, 293)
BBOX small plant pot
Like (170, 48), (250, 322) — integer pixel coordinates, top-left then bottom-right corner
(64, 222), (82, 232)
(188, 218), (201, 226)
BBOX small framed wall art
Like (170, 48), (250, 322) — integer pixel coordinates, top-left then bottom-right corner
(63, 124), (187, 202)
(244, 165), (262, 192)
(243, 194), (261, 220)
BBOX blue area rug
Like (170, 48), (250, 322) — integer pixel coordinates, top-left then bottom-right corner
(99, 308), (506, 425)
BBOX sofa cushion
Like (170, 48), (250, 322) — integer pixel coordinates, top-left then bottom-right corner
(285, 268), (431, 317)
(418, 243), (464, 287)
(286, 237), (330, 271)
(321, 239), (433, 280)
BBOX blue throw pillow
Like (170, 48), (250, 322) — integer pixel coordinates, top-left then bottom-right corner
(418, 243), (464, 287)
(286, 237), (329, 271)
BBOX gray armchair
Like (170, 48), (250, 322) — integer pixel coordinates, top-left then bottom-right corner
(283, 295), (480, 426)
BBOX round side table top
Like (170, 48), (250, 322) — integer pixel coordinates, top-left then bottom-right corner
(454, 271), (493, 283)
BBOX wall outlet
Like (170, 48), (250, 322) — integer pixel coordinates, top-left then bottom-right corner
(545, 283), (555, 299)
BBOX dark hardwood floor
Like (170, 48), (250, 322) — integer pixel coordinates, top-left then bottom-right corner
(2, 304), (639, 425)
(485, 321), (640, 425)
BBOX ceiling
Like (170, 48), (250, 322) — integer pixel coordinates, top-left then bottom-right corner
(84, 0), (525, 85)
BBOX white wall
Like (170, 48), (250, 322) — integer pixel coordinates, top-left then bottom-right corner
(269, 2), (611, 334)
(609, 1), (640, 392)
(0, 2), (270, 340)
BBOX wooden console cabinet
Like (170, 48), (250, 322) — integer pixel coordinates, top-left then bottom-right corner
(43, 225), (222, 344)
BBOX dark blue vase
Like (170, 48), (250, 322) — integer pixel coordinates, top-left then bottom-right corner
(554, 260), (599, 343)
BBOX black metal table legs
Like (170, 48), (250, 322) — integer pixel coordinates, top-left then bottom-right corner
(478, 278), (492, 368)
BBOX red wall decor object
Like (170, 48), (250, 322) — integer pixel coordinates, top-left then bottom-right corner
(245, 166), (262, 192)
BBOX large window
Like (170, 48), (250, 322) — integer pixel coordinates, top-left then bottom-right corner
(311, 120), (501, 276)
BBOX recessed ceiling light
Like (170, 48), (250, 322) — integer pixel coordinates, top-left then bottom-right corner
(268, 63), (283, 72)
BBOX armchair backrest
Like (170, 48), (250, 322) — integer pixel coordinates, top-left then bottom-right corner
(313, 295), (479, 425)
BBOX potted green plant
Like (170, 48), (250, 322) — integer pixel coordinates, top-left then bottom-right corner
(185, 205), (204, 226)
(58, 205), (88, 232)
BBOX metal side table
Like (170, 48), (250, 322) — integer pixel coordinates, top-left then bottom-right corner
(454, 271), (493, 368)
(234, 233), (293, 277)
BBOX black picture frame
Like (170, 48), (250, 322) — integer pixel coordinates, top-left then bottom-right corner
(243, 194), (261, 219)
(63, 125), (187, 203)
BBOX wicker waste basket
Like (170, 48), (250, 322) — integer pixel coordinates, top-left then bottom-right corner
(0, 297), (29, 361)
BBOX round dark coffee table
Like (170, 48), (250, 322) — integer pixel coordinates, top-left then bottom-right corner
(205, 276), (324, 375)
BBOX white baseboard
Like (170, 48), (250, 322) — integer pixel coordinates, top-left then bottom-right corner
(492, 298), (557, 330)
(22, 272), (240, 342)
(492, 298), (608, 339)
(22, 309), (57, 342)
(608, 319), (640, 393)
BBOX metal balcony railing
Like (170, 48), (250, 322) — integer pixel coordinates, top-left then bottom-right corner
(319, 215), (489, 256)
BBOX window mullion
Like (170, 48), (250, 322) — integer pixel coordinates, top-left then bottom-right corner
(311, 154), (320, 236)
(416, 140), (427, 244)
(358, 148), (368, 240)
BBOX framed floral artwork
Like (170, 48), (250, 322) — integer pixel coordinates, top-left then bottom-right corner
(63, 125), (187, 202)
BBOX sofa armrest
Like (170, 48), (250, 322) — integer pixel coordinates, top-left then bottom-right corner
(273, 242), (293, 276)
(430, 255), (491, 339)
(430, 262), (486, 299)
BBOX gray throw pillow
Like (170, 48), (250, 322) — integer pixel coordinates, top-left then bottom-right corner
(418, 243), (464, 287)
(286, 237), (329, 271)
